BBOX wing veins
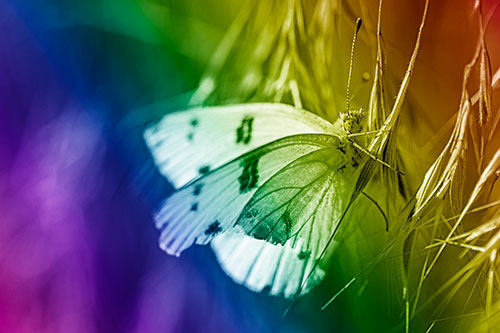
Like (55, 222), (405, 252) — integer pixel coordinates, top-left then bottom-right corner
(289, 174), (334, 249)
(256, 171), (332, 244)
(230, 186), (303, 220)
(288, 162), (349, 240)
(281, 173), (333, 244)
(177, 134), (337, 190)
(242, 167), (331, 237)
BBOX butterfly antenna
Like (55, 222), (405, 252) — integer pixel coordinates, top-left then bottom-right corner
(346, 18), (362, 111)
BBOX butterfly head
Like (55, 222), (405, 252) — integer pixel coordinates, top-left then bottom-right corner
(341, 108), (365, 135)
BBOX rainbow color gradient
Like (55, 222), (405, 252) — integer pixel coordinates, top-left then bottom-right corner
(1, 0), (500, 332)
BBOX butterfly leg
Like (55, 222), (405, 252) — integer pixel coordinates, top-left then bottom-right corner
(349, 138), (402, 175)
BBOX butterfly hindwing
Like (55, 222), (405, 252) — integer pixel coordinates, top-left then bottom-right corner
(144, 103), (334, 188)
(236, 147), (353, 245)
(216, 144), (359, 296)
(156, 134), (339, 257)
(211, 232), (328, 298)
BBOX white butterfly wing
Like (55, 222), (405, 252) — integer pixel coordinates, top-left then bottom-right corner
(218, 146), (358, 297)
(145, 104), (353, 297)
(211, 232), (331, 298)
(155, 134), (339, 257)
(144, 103), (334, 188)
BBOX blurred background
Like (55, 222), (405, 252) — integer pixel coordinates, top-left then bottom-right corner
(1, 0), (499, 332)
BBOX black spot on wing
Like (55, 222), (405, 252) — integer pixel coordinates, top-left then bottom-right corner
(298, 250), (311, 260)
(234, 208), (258, 227)
(187, 132), (194, 141)
(198, 165), (210, 175)
(236, 116), (254, 145)
(205, 221), (222, 236)
(190, 118), (199, 127)
(252, 210), (293, 245)
(267, 210), (293, 244)
(238, 157), (259, 193)
(262, 285), (272, 295)
(283, 211), (293, 237)
(245, 208), (259, 219)
(193, 184), (203, 196)
(190, 202), (198, 211)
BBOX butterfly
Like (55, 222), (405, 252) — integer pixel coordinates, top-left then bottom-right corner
(143, 2), (429, 299)
(145, 101), (367, 297)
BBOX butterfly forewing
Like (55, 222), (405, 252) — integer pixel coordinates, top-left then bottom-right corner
(236, 145), (358, 261)
(156, 134), (339, 257)
(144, 103), (334, 189)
